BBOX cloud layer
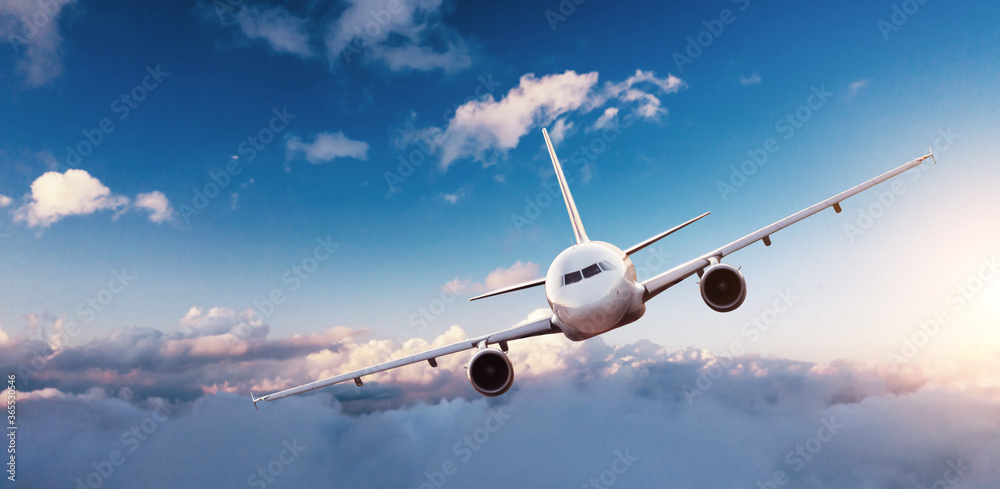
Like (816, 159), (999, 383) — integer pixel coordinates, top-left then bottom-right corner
(8, 308), (1000, 488)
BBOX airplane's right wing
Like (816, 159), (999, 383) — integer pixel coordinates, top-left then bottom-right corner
(251, 314), (558, 408)
(642, 150), (937, 301)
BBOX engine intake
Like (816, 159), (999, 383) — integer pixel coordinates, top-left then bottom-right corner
(467, 348), (514, 397)
(700, 263), (747, 312)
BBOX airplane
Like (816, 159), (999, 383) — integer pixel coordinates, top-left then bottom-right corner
(251, 128), (937, 408)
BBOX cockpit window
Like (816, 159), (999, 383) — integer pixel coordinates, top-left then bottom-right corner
(599, 260), (616, 271)
(563, 271), (583, 285)
(582, 263), (602, 279)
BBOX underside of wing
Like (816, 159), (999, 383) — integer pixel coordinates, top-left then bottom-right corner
(252, 314), (558, 408)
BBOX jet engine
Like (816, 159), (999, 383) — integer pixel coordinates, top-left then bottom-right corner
(467, 348), (514, 397)
(700, 263), (747, 312)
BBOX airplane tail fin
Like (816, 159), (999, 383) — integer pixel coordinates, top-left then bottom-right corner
(542, 128), (589, 244)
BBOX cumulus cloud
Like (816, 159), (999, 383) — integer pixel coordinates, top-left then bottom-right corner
(286, 131), (370, 164)
(134, 191), (174, 223)
(0, 323), (8, 344)
(0, 194), (11, 207)
(13, 169), (129, 227)
(234, 5), (313, 57)
(10, 311), (1000, 488)
(0, 0), (77, 86)
(403, 69), (684, 169)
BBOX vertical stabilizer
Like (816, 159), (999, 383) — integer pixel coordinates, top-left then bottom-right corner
(542, 128), (590, 244)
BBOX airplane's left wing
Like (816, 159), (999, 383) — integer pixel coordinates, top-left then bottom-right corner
(251, 314), (558, 408)
(642, 150), (937, 301)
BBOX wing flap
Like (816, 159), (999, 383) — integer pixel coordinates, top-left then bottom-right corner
(253, 315), (557, 405)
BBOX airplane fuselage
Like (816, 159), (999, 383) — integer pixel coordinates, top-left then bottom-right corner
(544, 241), (647, 341)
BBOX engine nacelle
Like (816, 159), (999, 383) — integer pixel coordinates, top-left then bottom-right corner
(700, 263), (747, 312)
(467, 348), (514, 397)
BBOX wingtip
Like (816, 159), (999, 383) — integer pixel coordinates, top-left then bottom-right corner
(928, 145), (937, 165)
(250, 391), (260, 412)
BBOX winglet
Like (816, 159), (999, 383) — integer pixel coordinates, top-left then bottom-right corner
(928, 146), (937, 165)
(542, 128), (589, 244)
(251, 391), (264, 411)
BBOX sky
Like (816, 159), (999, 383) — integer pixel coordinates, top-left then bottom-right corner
(1, 0), (999, 487)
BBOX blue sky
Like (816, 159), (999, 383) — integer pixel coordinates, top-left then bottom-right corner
(2, 0), (997, 362)
(2, 0), (1000, 487)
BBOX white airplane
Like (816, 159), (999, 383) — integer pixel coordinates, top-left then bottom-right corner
(251, 129), (936, 408)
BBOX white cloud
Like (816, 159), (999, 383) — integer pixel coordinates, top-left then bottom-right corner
(405, 69), (684, 168)
(0, 323), (8, 345)
(739, 70), (762, 86)
(235, 5), (312, 57)
(592, 107), (620, 131)
(0, 194), (12, 207)
(548, 118), (575, 146)
(134, 191), (174, 223)
(434, 70), (599, 168)
(0, 0), (77, 86)
(14, 169), (129, 227)
(324, 0), (472, 73)
(480, 261), (541, 291)
(849, 79), (869, 97)
(286, 131), (370, 164)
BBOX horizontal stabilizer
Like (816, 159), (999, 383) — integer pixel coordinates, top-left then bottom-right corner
(624, 212), (710, 256)
(469, 277), (546, 301)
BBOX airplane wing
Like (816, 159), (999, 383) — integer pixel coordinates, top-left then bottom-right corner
(642, 150), (937, 301)
(251, 314), (558, 408)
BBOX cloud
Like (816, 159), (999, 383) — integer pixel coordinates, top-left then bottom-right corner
(403, 69), (684, 169)
(849, 79), (869, 97)
(134, 191), (174, 223)
(324, 0), (472, 73)
(233, 5), (312, 57)
(0, 324), (8, 344)
(0, 0), (77, 86)
(14, 169), (129, 227)
(547, 118), (575, 146)
(208, 0), (472, 74)
(443, 261), (541, 295)
(10, 314), (1000, 488)
(0, 194), (11, 207)
(739, 70), (762, 86)
(286, 131), (370, 164)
